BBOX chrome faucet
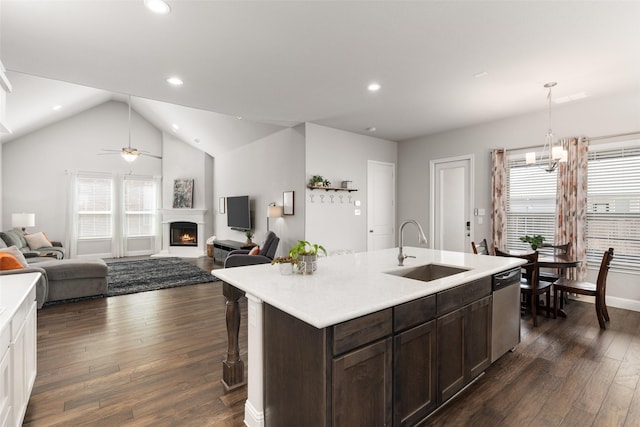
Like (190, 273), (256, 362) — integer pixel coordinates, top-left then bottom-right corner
(398, 220), (428, 266)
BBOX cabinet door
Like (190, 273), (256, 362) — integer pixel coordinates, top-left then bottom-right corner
(466, 296), (492, 380)
(437, 308), (466, 404)
(332, 338), (392, 427)
(394, 320), (437, 427)
(0, 346), (11, 427)
(11, 320), (26, 427)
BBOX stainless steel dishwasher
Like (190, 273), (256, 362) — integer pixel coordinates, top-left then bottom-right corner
(491, 267), (521, 362)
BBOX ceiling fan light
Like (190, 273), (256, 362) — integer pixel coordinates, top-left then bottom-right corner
(121, 151), (139, 162)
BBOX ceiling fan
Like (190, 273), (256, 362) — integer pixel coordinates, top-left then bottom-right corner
(99, 95), (162, 162)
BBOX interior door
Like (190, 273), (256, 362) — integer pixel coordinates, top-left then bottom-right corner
(367, 160), (395, 251)
(430, 156), (473, 252)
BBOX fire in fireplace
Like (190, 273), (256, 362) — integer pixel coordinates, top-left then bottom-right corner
(170, 221), (198, 247)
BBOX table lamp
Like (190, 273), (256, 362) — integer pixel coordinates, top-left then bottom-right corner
(267, 203), (283, 232)
(12, 213), (35, 232)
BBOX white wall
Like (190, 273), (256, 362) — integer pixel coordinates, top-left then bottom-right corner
(305, 123), (397, 254)
(214, 126), (306, 257)
(2, 100), (162, 243)
(398, 89), (640, 309)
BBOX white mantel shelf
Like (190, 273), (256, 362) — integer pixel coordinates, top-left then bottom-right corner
(213, 247), (525, 329)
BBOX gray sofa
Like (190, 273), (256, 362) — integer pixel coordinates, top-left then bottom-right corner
(0, 258), (108, 308)
(0, 227), (66, 260)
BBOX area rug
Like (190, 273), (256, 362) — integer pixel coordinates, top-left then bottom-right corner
(106, 257), (218, 297)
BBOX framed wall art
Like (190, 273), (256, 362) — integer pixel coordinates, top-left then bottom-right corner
(283, 191), (294, 215)
(173, 179), (194, 208)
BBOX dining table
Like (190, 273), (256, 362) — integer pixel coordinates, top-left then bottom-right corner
(505, 249), (582, 318)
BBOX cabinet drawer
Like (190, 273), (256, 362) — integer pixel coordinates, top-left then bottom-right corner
(436, 277), (491, 317)
(333, 309), (392, 356)
(394, 294), (436, 333)
(10, 289), (34, 340)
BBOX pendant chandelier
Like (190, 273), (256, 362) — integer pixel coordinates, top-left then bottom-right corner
(526, 82), (567, 172)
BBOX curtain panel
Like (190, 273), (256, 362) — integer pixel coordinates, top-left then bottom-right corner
(491, 149), (507, 253)
(556, 137), (588, 280)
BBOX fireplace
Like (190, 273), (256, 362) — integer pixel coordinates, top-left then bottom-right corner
(170, 221), (198, 247)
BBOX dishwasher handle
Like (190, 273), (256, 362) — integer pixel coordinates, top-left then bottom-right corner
(493, 268), (521, 290)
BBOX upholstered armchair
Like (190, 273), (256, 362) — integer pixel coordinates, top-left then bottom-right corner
(224, 231), (280, 268)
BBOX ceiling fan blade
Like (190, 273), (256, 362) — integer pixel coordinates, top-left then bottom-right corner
(141, 153), (163, 160)
(101, 148), (121, 153)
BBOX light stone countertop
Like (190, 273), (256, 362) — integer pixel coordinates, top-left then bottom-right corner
(0, 272), (40, 334)
(212, 247), (525, 329)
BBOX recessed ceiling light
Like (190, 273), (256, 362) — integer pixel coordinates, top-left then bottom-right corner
(52, 105), (62, 111)
(366, 127), (377, 132)
(236, 116), (243, 120)
(171, 123), (179, 131)
(144, 0), (171, 15)
(194, 138), (200, 144)
(367, 82), (382, 92)
(166, 76), (183, 86)
(473, 71), (488, 78)
(554, 92), (589, 104)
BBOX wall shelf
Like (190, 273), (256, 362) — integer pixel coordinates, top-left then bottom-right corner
(307, 185), (358, 192)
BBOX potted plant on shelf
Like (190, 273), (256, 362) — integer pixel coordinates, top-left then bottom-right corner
(308, 175), (325, 188)
(271, 256), (297, 275)
(289, 240), (327, 274)
(519, 234), (545, 250)
(245, 229), (255, 245)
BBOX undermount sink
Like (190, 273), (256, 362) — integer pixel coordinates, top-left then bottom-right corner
(386, 263), (469, 283)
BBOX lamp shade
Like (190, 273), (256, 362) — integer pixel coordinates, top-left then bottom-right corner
(12, 213), (35, 229)
(267, 205), (283, 218)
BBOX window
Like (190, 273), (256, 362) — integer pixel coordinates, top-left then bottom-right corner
(586, 144), (640, 273)
(505, 155), (557, 251)
(505, 141), (640, 274)
(77, 175), (112, 239)
(76, 173), (158, 239)
(124, 177), (157, 237)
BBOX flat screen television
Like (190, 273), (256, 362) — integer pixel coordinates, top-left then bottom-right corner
(227, 195), (251, 231)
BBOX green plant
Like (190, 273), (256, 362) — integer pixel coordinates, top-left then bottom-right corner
(245, 229), (254, 239)
(322, 179), (331, 187)
(519, 234), (545, 250)
(288, 240), (327, 259)
(308, 175), (325, 187)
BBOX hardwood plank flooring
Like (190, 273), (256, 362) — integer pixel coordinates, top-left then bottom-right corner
(23, 258), (640, 426)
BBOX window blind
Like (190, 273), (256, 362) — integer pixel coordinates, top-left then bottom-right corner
(587, 146), (640, 273)
(506, 156), (557, 251)
(77, 175), (112, 238)
(124, 177), (157, 237)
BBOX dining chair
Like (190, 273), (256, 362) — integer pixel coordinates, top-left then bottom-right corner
(553, 248), (614, 329)
(495, 248), (551, 327)
(538, 242), (571, 283)
(471, 238), (489, 255)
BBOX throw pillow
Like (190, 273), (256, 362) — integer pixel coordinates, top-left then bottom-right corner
(0, 245), (29, 267)
(24, 231), (52, 250)
(249, 246), (260, 255)
(0, 252), (24, 271)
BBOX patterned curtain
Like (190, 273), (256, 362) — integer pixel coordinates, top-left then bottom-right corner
(491, 149), (507, 253)
(556, 137), (588, 280)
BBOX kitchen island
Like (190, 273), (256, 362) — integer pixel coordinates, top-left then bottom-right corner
(213, 247), (524, 427)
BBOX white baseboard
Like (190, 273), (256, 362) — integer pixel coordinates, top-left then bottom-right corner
(244, 400), (264, 427)
(571, 294), (640, 313)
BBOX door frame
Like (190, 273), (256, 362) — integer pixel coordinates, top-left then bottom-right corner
(429, 154), (474, 251)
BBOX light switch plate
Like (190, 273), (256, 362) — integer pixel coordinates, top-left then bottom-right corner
(355, 209), (361, 215)
(355, 200), (361, 206)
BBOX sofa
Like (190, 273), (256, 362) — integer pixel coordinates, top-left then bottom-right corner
(0, 227), (66, 260)
(0, 229), (108, 307)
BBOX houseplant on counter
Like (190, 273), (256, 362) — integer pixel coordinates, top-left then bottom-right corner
(289, 240), (327, 274)
(245, 229), (254, 245)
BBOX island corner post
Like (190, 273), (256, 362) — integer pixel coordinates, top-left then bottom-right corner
(221, 281), (246, 391)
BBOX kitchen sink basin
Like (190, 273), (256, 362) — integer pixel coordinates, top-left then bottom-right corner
(386, 263), (469, 282)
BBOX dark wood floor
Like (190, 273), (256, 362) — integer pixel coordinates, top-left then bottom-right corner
(24, 257), (640, 426)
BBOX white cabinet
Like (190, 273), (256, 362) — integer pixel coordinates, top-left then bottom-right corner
(0, 272), (39, 427)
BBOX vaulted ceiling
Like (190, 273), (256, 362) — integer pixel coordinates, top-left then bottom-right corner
(2, 1), (639, 156)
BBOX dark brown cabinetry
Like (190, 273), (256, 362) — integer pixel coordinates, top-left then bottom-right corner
(263, 277), (492, 426)
(436, 277), (492, 404)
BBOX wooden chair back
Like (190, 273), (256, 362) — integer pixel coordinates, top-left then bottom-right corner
(596, 248), (615, 300)
(471, 238), (489, 255)
(494, 248), (539, 289)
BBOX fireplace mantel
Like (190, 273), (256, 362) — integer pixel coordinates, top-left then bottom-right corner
(154, 209), (209, 258)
